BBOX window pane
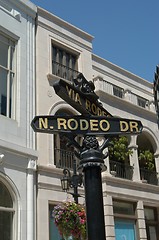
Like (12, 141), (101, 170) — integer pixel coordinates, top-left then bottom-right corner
(0, 40), (8, 68)
(113, 85), (123, 98)
(113, 201), (134, 215)
(0, 34), (15, 118)
(66, 53), (70, 68)
(145, 208), (155, 221)
(71, 56), (76, 70)
(52, 46), (57, 62)
(10, 46), (15, 71)
(0, 211), (13, 240)
(49, 205), (63, 240)
(115, 220), (136, 240)
(9, 72), (14, 118)
(52, 44), (78, 81)
(137, 96), (147, 108)
(149, 226), (157, 240)
(0, 68), (7, 116)
(0, 182), (13, 208)
(59, 49), (63, 65)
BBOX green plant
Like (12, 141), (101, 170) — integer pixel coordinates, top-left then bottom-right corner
(108, 136), (132, 162)
(138, 150), (155, 170)
(52, 201), (87, 240)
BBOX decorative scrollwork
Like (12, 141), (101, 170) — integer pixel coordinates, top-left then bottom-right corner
(82, 135), (99, 150)
(72, 73), (99, 102)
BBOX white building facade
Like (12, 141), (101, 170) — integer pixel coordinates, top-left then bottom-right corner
(0, 1), (37, 240)
(1, 1), (159, 240)
(35, 6), (159, 240)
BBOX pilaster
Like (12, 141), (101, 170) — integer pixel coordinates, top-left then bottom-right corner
(27, 159), (37, 240)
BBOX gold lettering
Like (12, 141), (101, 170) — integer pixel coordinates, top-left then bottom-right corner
(129, 121), (139, 132)
(80, 119), (89, 130)
(75, 93), (82, 105)
(57, 118), (67, 130)
(66, 86), (72, 98)
(100, 120), (110, 131)
(91, 103), (97, 115)
(39, 118), (48, 129)
(102, 111), (109, 117)
(120, 121), (129, 132)
(67, 119), (78, 130)
(97, 107), (102, 116)
(85, 99), (91, 111)
(90, 119), (99, 131)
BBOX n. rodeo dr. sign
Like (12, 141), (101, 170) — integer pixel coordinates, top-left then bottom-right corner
(31, 115), (143, 136)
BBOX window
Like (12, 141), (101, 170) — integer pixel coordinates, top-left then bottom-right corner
(52, 45), (79, 81)
(113, 201), (135, 216)
(113, 85), (123, 98)
(113, 200), (137, 240)
(49, 205), (64, 240)
(54, 109), (81, 170)
(0, 181), (15, 240)
(144, 207), (159, 240)
(0, 33), (16, 118)
(137, 96), (148, 108)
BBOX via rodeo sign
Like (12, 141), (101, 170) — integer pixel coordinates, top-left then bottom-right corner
(53, 73), (112, 117)
(32, 73), (143, 136)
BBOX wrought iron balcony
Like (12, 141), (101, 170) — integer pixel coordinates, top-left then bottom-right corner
(109, 160), (134, 180)
(140, 168), (158, 185)
(54, 148), (75, 170)
(52, 61), (80, 81)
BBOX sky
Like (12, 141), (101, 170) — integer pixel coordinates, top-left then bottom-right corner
(31, 0), (159, 83)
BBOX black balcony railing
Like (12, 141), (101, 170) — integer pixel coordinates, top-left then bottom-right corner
(140, 168), (158, 185)
(54, 148), (75, 170)
(110, 160), (133, 180)
(52, 61), (80, 81)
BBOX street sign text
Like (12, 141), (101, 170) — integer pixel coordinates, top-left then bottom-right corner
(31, 115), (143, 136)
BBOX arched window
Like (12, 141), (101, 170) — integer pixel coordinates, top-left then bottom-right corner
(0, 180), (15, 240)
(137, 132), (157, 185)
(108, 136), (133, 180)
(54, 109), (80, 170)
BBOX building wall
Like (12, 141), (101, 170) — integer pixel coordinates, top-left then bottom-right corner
(0, 1), (37, 240)
(92, 55), (159, 239)
(35, 5), (159, 240)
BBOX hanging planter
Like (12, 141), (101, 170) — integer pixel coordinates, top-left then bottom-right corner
(52, 201), (87, 240)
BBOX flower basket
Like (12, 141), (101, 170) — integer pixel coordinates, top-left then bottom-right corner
(52, 201), (87, 240)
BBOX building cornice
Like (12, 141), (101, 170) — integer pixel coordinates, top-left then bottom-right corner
(92, 54), (153, 89)
(0, 139), (38, 159)
(37, 7), (94, 43)
(2, 0), (37, 18)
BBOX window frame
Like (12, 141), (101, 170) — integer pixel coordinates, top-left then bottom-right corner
(0, 178), (17, 240)
(113, 199), (137, 220)
(144, 206), (159, 240)
(112, 84), (124, 98)
(49, 203), (64, 240)
(137, 95), (148, 108)
(113, 199), (138, 240)
(0, 32), (16, 119)
(51, 42), (79, 81)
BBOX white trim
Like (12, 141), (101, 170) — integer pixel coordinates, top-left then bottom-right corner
(27, 159), (37, 240)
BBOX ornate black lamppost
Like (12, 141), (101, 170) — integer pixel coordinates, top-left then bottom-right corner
(61, 159), (83, 204)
